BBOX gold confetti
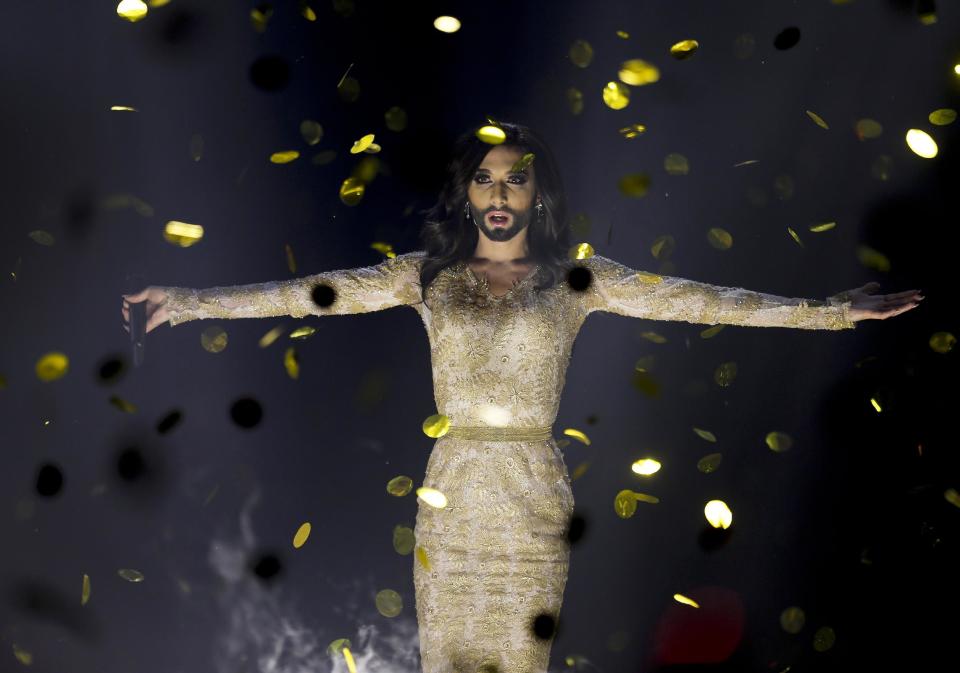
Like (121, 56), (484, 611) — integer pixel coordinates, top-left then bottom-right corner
(283, 243), (297, 274)
(619, 123), (646, 139)
(117, 0), (148, 22)
(664, 153), (689, 175)
(787, 226), (804, 247)
(706, 228), (732, 250)
(28, 230), (55, 246)
(640, 331), (666, 344)
(929, 332), (955, 354)
(635, 492), (659, 504)
(632, 369), (660, 397)
(812, 626), (836, 652)
(385, 106), (408, 131)
(669, 40), (699, 59)
(270, 150), (300, 164)
(81, 573), (91, 606)
(289, 326), (316, 339)
(618, 173), (649, 197)
(809, 221), (836, 232)
(704, 500), (732, 528)
(602, 81), (630, 109)
(163, 221), (204, 247)
(200, 326), (228, 353)
(856, 244), (890, 271)
(700, 324), (725, 339)
(117, 568), (145, 582)
(651, 234), (674, 260)
(674, 593), (700, 607)
(572, 461), (590, 480)
(563, 428), (591, 445)
(614, 490), (638, 518)
(422, 413), (450, 438)
(293, 522), (311, 548)
(569, 242), (594, 260)
(693, 427), (716, 442)
(765, 431), (794, 453)
(805, 110), (829, 129)
(393, 525), (415, 554)
(929, 108), (956, 125)
(250, 5), (272, 32)
(339, 177), (365, 206)
(944, 488), (960, 508)
(780, 606), (806, 634)
(284, 347), (299, 379)
(386, 475), (413, 496)
(108, 395), (137, 413)
(415, 545), (431, 570)
(870, 397), (882, 413)
(905, 129), (937, 158)
(35, 352), (68, 382)
(258, 326), (286, 348)
(110, 105), (138, 111)
(566, 87), (584, 115)
(299, 120), (323, 145)
(616, 30), (629, 39)
(375, 589), (403, 617)
(371, 241), (395, 258)
(327, 638), (352, 657)
(854, 118), (883, 140)
(416, 487), (447, 509)
(510, 152), (535, 173)
(433, 15), (460, 33)
(733, 159), (759, 167)
(618, 59), (660, 86)
(631, 458), (661, 476)
(12, 644), (32, 666)
(300, 2), (316, 21)
(569, 39), (593, 67)
(697, 453), (722, 473)
(713, 361), (737, 387)
(337, 76), (360, 102)
(476, 125), (506, 144)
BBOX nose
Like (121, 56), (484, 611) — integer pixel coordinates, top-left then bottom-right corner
(490, 182), (508, 208)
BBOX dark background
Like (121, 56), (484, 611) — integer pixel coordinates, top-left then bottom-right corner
(1, 0), (957, 672)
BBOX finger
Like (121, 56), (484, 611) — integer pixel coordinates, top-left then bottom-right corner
(859, 281), (882, 294)
(883, 290), (922, 301)
(123, 289), (148, 303)
(122, 305), (129, 320)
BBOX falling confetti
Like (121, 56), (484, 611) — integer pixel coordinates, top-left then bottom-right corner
(476, 125), (506, 144)
(288, 326), (316, 339)
(713, 361), (737, 387)
(200, 327), (228, 353)
(697, 453), (722, 473)
(12, 644), (32, 666)
(805, 110), (829, 129)
(704, 500), (732, 529)
(780, 606), (806, 634)
(110, 105), (137, 111)
(384, 106), (408, 131)
(693, 427), (716, 442)
(664, 153), (689, 175)
(350, 134), (375, 154)
(300, 2), (316, 21)
(674, 593), (700, 607)
(569, 39), (593, 67)
(117, 0), (148, 22)
(700, 325), (725, 339)
(163, 221), (204, 247)
(510, 153), (535, 173)
(433, 15), (461, 33)
(614, 490), (638, 518)
(928, 108), (956, 125)
(619, 123), (646, 139)
(28, 230), (55, 246)
(339, 177), (365, 206)
(35, 352), (68, 382)
(416, 487), (447, 509)
(765, 431), (794, 453)
(392, 525), (415, 554)
(631, 458), (661, 475)
(375, 589), (403, 617)
(258, 326), (286, 348)
(250, 4), (272, 32)
(669, 39), (699, 59)
(566, 87), (584, 115)
(563, 428), (591, 445)
(618, 59), (660, 85)
(602, 81), (630, 109)
(293, 522), (311, 548)
(421, 413), (450, 438)
(81, 574), (91, 606)
(283, 347), (299, 379)
(905, 128), (937, 158)
(618, 173), (649, 197)
(706, 228), (732, 250)
(415, 545), (431, 570)
(117, 568), (145, 582)
(108, 395), (137, 413)
(856, 245), (890, 271)
(386, 475), (413, 496)
(854, 118), (883, 140)
(809, 221), (836, 232)
(929, 332), (955, 354)
(812, 626), (836, 652)
(270, 150), (300, 164)
(300, 120), (323, 145)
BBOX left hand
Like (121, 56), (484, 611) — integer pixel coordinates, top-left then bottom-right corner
(830, 282), (924, 322)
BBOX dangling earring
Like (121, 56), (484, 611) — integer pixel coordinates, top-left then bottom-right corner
(464, 200), (471, 220)
(536, 199), (544, 219)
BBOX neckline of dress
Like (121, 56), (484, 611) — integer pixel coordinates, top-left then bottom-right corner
(461, 260), (539, 300)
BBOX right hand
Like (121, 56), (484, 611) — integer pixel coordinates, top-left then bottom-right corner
(121, 286), (170, 334)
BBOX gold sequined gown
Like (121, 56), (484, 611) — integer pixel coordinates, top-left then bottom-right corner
(161, 251), (855, 672)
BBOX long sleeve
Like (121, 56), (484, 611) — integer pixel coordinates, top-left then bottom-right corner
(161, 250), (425, 327)
(582, 255), (856, 330)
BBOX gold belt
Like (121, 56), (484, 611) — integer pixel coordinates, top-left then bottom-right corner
(444, 425), (553, 441)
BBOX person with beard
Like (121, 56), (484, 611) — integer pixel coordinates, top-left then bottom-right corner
(122, 122), (922, 673)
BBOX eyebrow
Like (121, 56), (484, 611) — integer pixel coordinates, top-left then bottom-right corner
(475, 167), (528, 175)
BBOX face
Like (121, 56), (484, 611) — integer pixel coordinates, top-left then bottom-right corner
(466, 145), (539, 243)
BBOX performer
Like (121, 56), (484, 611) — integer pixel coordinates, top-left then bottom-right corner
(121, 123), (922, 673)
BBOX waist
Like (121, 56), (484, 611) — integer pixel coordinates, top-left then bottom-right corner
(444, 425), (553, 441)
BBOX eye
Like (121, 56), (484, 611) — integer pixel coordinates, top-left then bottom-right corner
(473, 174), (490, 183)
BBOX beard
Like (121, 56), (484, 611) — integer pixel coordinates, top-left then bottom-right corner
(469, 204), (534, 242)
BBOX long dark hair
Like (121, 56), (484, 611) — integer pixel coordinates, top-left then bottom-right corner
(417, 122), (572, 304)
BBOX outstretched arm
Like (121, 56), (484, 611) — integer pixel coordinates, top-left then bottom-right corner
(160, 250), (425, 327)
(582, 255), (857, 330)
